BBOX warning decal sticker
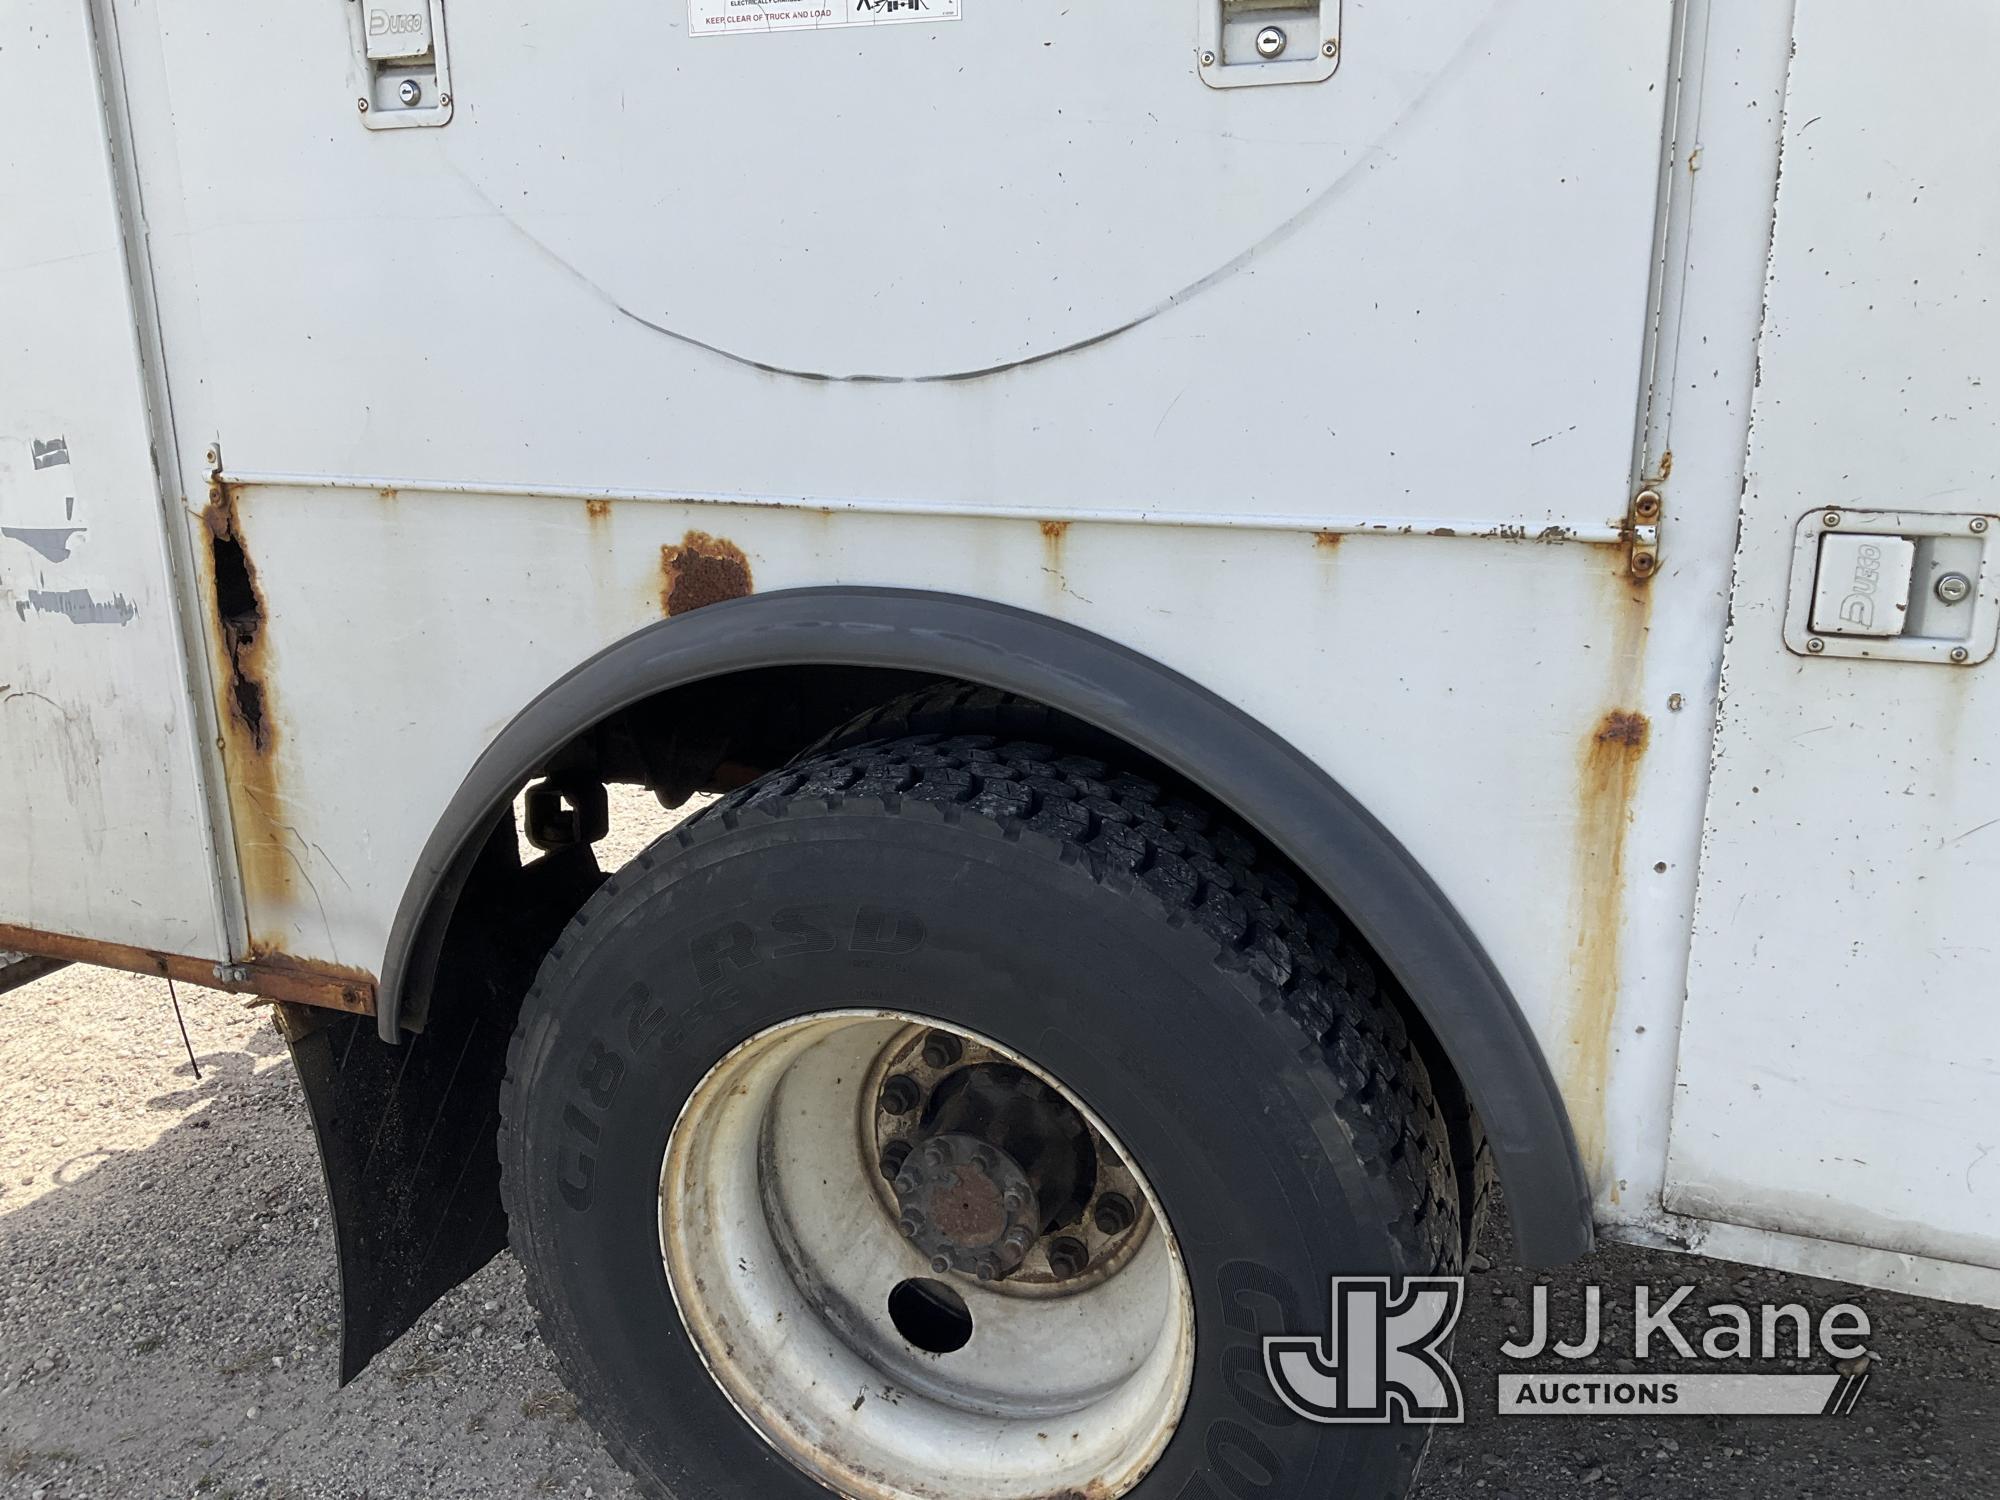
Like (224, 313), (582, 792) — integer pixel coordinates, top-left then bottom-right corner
(690, 0), (962, 36)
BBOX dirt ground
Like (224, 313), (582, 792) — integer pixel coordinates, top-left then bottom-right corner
(2, 801), (1995, 1497)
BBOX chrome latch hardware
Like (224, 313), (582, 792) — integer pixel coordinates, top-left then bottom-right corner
(1784, 508), (2000, 665)
(348, 0), (453, 129)
(1200, 0), (1341, 89)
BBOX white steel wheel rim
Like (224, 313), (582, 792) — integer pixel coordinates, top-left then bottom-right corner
(659, 1011), (1196, 1500)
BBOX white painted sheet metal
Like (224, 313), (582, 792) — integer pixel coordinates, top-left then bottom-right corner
(119, 0), (1673, 527)
(0, 0), (223, 957)
(1670, 0), (2000, 1271)
(104, 0), (1681, 1027)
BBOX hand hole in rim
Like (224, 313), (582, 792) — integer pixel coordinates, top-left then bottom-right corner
(888, 1278), (974, 1354)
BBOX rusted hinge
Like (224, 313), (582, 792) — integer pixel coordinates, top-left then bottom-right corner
(1627, 488), (1662, 579)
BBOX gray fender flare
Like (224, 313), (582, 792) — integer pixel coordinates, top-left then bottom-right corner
(380, 587), (1592, 1264)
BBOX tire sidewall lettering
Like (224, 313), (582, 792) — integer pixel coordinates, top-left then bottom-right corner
(555, 903), (927, 1214)
(1178, 1260), (1303, 1496)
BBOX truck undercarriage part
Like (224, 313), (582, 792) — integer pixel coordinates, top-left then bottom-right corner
(0, 951), (70, 997)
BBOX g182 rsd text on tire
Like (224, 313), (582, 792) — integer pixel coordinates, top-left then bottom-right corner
(499, 735), (1462, 1499)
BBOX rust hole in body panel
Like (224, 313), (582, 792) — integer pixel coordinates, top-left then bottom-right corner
(204, 496), (271, 755)
(660, 531), (752, 616)
(200, 485), (301, 926)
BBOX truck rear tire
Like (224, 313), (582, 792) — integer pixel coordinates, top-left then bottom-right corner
(499, 735), (1462, 1499)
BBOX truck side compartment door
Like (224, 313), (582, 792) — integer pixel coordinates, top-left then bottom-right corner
(1671, 1), (2000, 1273)
(0, 1), (225, 959)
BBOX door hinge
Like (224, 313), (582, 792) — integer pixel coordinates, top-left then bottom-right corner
(1627, 488), (1662, 579)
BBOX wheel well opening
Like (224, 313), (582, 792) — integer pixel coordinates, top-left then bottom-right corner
(424, 667), (1491, 1256)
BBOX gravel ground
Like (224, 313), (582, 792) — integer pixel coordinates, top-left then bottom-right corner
(3, 799), (1995, 1497)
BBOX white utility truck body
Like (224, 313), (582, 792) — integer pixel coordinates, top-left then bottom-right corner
(5, 0), (1999, 1490)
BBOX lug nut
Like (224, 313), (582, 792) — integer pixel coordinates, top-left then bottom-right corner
(920, 1030), (965, 1069)
(880, 1074), (922, 1116)
(1047, 1237), (1090, 1279)
(930, 1254), (952, 1275)
(1093, 1192), (1137, 1236)
(898, 1210), (924, 1239)
(881, 1139), (914, 1180)
(975, 1256), (1000, 1282)
(1004, 1225), (1035, 1250)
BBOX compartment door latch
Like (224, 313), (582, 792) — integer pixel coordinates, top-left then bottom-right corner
(349, 0), (453, 129)
(1784, 508), (2000, 665)
(1200, 0), (1342, 89)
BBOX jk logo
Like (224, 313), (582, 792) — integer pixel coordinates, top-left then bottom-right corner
(1264, 1277), (1466, 1424)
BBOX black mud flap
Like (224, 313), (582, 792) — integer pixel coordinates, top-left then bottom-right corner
(281, 832), (606, 1384)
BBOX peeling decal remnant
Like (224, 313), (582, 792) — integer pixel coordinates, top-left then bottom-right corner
(30, 437), (70, 470)
(1, 526), (86, 563)
(13, 588), (138, 626)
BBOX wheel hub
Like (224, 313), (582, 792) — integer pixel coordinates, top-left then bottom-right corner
(893, 1133), (1039, 1280)
(873, 1037), (1152, 1292)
